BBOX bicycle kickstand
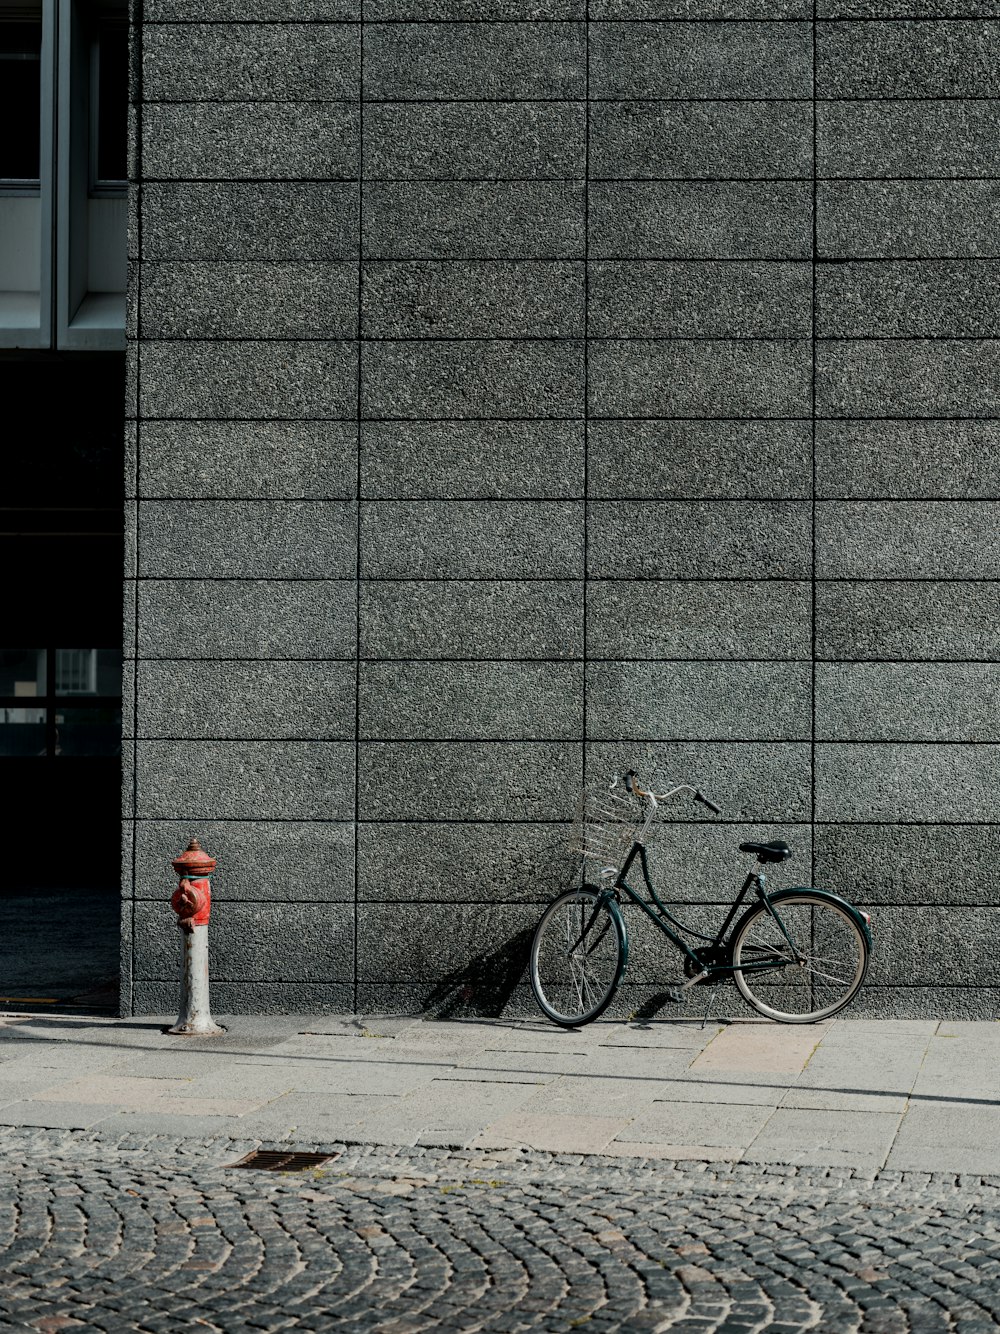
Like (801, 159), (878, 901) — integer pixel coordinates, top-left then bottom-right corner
(667, 969), (709, 1004)
(701, 984), (721, 1030)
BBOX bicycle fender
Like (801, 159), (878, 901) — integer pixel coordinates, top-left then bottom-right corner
(582, 885), (630, 985)
(768, 886), (873, 951)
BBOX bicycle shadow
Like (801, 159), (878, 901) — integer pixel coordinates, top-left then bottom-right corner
(419, 928), (534, 1019)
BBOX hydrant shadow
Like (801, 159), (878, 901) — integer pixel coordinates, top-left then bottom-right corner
(420, 928), (534, 1020)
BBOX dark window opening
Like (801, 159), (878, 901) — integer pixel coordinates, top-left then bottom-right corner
(0, 19), (42, 184)
(91, 14), (127, 189)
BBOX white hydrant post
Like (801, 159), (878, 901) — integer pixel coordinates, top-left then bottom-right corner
(168, 838), (224, 1036)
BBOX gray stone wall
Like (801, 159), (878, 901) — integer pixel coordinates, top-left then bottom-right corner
(124, 0), (1000, 1017)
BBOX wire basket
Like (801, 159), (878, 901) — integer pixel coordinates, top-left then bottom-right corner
(569, 782), (648, 873)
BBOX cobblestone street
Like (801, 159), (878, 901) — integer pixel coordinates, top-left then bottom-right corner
(2, 1127), (1000, 1333)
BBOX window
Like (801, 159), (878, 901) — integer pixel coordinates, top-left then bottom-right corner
(91, 13), (126, 189)
(0, 646), (122, 756)
(0, 19), (42, 184)
(0, 0), (126, 350)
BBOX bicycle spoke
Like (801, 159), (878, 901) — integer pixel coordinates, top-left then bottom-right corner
(531, 890), (623, 1026)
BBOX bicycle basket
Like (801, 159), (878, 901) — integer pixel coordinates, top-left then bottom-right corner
(569, 782), (647, 873)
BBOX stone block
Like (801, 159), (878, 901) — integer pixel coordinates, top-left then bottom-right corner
(586, 740), (811, 821)
(125, 422), (137, 500)
(815, 580), (1000, 660)
(124, 499), (137, 578)
(589, 420), (810, 498)
(143, 103), (360, 179)
(135, 821), (355, 901)
(815, 742), (1000, 821)
(362, 339), (584, 418)
(364, 22), (586, 99)
(357, 741), (582, 819)
(587, 580), (811, 659)
(368, 0), (581, 14)
(137, 660), (356, 739)
(589, 260), (810, 338)
(142, 182), (359, 262)
(819, 100), (1000, 177)
(143, 22), (359, 101)
(814, 823), (1000, 906)
(123, 750), (135, 819)
(140, 262), (358, 339)
(136, 739), (355, 819)
(816, 341), (1000, 417)
(360, 580), (583, 658)
(591, 21), (811, 98)
(817, 20), (1000, 98)
(817, 260), (1000, 338)
(123, 579), (136, 656)
(362, 261), (584, 338)
(636, 821), (812, 903)
(360, 501), (583, 577)
(816, 662), (1000, 742)
(146, 0), (357, 17)
(590, 101), (811, 179)
(362, 182), (584, 259)
(589, 340), (811, 417)
(140, 421), (357, 499)
(364, 103), (585, 179)
(818, 0), (999, 14)
(138, 580), (356, 658)
(586, 661), (812, 740)
(356, 821), (575, 902)
(357, 903), (539, 983)
(132, 901), (354, 982)
(593, 0), (807, 13)
(360, 421), (583, 498)
(816, 501), (1000, 578)
(860, 906), (1000, 987)
(359, 661), (583, 739)
(587, 501), (811, 578)
(815, 420), (1000, 498)
(817, 181), (1000, 258)
(590, 181), (811, 259)
(138, 500), (357, 577)
(139, 341), (357, 419)
(122, 660), (135, 738)
(133, 980), (356, 1013)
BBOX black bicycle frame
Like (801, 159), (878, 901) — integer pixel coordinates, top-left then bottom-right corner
(607, 841), (787, 978)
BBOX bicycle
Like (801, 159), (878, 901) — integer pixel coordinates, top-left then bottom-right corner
(530, 772), (872, 1027)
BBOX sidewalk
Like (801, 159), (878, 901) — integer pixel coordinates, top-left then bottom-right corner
(0, 1011), (996, 1174)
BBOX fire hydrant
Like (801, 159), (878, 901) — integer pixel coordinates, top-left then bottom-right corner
(168, 838), (224, 1036)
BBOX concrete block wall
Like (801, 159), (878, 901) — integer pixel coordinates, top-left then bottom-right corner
(124, 0), (1000, 1017)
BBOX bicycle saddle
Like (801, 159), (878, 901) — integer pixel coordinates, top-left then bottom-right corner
(739, 840), (792, 864)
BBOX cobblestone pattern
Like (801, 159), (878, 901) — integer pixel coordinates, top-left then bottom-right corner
(2, 1128), (999, 1332)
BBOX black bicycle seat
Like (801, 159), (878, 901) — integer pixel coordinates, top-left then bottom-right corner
(739, 840), (792, 864)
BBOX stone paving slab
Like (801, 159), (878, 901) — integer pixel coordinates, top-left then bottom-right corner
(0, 1011), (997, 1174)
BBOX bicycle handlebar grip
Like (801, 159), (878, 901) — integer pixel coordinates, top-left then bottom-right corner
(694, 790), (722, 815)
(624, 771), (638, 794)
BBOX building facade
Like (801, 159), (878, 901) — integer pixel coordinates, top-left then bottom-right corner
(7, 0), (998, 1017)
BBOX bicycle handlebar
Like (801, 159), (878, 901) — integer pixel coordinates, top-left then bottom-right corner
(624, 771), (723, 816)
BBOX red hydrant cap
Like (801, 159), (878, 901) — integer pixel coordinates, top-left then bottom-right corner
(172, 838), (216, 878)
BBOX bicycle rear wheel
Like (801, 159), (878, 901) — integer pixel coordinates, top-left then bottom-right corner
(731, 891), (869, 1023)
(530, 887), (626, 1028)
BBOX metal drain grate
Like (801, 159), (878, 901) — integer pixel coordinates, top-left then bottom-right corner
(229, 1150), (339, 1172)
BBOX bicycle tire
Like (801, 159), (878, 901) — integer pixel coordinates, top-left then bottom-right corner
(731, 890), (869, 1024)
(530, 886), (627, 1028)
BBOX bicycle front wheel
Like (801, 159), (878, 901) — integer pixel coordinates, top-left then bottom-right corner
(530, 887), (626, 1028)
(731, 891), (869, 1023)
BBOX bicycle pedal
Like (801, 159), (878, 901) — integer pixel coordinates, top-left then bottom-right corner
(666, 989), (684, 1003)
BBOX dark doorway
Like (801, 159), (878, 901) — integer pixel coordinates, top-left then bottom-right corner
(0, 352), (123, 1013)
